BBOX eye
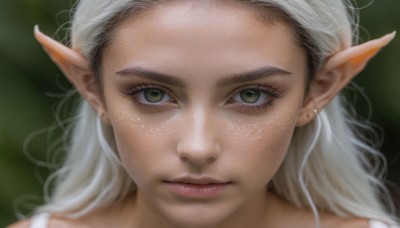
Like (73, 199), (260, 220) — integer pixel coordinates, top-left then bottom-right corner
(238, 89), (262, 104)
(227, 85), (283, 113)
(143, 88), (167, 103)
(120, 84), (176, 111)
(231, 88), (271, 106)
(134, 86), (174, 105)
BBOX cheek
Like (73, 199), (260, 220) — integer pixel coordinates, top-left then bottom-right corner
(224, 111), (298, 184)
(109, 111), (146, 178)
(106, 102), (175, 182)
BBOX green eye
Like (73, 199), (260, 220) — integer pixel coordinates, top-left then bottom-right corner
(240, 89), (261, 103)
(144, 89), (165, 103)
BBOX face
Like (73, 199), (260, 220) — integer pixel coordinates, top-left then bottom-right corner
(100, 1), (307, 227)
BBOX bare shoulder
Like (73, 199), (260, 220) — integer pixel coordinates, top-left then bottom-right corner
(319, 212), (370, 228)
(7, 219), (31, 228)
(47, 215), (90, 228)
(6, 215), (89, 228)
(331, 218), (370, 228)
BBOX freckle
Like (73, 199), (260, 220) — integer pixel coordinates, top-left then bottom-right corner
(252, 135), (261, 141)
(120, 111), (141, 122)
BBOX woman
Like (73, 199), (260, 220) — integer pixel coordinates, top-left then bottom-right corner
(9, 0), (400, 227)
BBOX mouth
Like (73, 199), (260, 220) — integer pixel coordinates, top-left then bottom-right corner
(163, 177), (232, 199)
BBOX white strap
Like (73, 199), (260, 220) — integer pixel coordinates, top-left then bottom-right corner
(30, 213), (50, 228)
(369, 219), (400, 228)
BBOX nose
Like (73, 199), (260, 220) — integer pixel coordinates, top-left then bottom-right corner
(176, 107), (221, 166)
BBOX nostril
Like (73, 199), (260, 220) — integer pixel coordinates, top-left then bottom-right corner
(176, 140), (220, 166)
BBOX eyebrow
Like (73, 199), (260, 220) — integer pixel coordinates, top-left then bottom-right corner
(117, 67), (185, 87)
(217, 66), (292, 87)
(116, 66), (292, 87)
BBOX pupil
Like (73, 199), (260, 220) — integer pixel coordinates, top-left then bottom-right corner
(144, 89), (164, 102)
(240, 89), (260, 103)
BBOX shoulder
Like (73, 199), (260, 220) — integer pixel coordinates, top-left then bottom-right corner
(7, 214), (89, 228)
(7, 219), (31, 228)
(328, 218), (369, 228)
(369, 219), (400, 228)
(324, 217), (399, 228)
(48, 215), (90, 228)
(7, 194), (137, 228)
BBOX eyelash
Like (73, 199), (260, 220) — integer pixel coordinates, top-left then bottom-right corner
(227, 84), (282, 113)
(120, 83), (176, 111)
(120, 83), (283, 113)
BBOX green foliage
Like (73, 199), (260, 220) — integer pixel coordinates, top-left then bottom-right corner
(0, 0), (399, 226)
(0, 0), (75, 225)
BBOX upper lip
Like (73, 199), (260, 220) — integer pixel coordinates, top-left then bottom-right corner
(165, 176), (231, 185)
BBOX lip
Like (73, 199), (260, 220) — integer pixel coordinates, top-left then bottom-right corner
(164, 176), (232, 199)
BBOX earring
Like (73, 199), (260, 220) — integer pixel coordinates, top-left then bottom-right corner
(306, 108), (318, 119)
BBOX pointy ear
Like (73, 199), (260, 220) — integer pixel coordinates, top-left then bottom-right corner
(296, 32), (396, 126)
(34, 25), (111, 125)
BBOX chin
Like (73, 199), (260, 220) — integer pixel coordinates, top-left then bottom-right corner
(160, 202), (236, 228)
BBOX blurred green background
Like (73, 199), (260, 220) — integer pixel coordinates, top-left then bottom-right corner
(0, 0), (399, 226)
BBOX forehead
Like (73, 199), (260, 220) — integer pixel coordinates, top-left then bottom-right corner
(103, 1), (306, 78)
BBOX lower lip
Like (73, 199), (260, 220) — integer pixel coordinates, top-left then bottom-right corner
(164, 182), (230, 199)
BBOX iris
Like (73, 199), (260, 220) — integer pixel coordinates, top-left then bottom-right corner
(240, 89), (261, 103)
(144, 88), (165, 103)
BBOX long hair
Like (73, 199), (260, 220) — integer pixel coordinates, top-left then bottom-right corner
(35, 0), (399, 226)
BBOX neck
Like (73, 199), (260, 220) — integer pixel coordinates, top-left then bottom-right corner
(66, 189), (360, 228)
(130, 189), (289, 228)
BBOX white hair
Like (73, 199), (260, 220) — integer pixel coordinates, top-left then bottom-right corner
(35, 0), (399, 226)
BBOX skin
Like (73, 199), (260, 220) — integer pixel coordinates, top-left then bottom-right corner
(10, 1), (396, 228)
(101, 2), (307, 228)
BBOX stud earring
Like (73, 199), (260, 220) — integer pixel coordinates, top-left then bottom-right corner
(306, 108), (318, 119)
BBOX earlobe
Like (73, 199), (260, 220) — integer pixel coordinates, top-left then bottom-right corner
(296, 31), (396, 127)
(296, 104), (319, 127)
(34, 25), (111, 125)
